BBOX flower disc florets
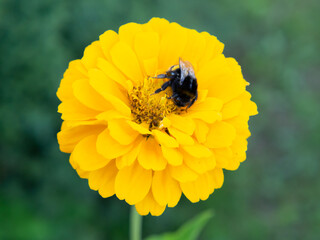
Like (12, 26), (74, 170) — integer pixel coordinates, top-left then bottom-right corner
(129, 77), (180, 130)
(57, 18), (258, 216)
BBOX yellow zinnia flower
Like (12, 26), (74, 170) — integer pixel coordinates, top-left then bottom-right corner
(57, 18), (258, 216)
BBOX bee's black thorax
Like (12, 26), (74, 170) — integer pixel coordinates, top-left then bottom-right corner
(153, 59), (198, 108)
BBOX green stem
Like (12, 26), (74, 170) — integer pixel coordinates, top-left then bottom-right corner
(130, 206), (143, 240)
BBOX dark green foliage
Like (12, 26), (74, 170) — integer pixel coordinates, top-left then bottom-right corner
(0, 0), (319, 239)
(145, 210), (213, 240)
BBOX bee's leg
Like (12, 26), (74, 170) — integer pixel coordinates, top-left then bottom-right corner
(155, 73), (177, 79)
(155, 73), (168, 79)
(167, 93), (179, 99)
(187, 91), (198, 109)
(153, 80), (171, 94)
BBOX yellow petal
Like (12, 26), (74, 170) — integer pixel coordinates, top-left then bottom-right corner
(142, 57), (158, 76)
(152, 170), (181, 207)
(168, 114), (195, 135)
(209, 168), (224, 189)
(168, 127), (194, 146)
(98, 161), (118, 198)
(137, 138), (167, 171)
(135, 191), (166, 216)
(73, 79), (110, 111)
(205, 121), (236, 148)
(110, 41), (143, 84)
(70, 155), (90, 179)
(57, 79), (74, 102)
(81, 41), (104, 69)
(158, 22), (188, 70)
(186, 111), (221, 124)
(88, 68), (128, 104)
(190, 97), (223, 112)
(67, 59), (88, 76)
(231, 136), (248, 163)
(194, 120), (209, 144)
(198, 57), (247, 103)
(96, 129), (133, 159)
(134, 31), (160, 61)
(224, 160), (241, 171)
(69, 153), (78, 169)
(58, 99), (99, 121)
(108, 119), (139, 145)
(126, 121), (152, 135)
(62, 59), (87, 80)
(101, 96), (131, 117)
(226, 58), (249, 85)
(72, 135), (111, 171)
(247, 100), (258, 116)
(57, 124), (105, 153)
(57, 60), (87, 102)
(147, 18), (170, 36)
(96, 110), (130, 121)
(180, 29), (206, 66)
(97, 58), (128, 90)
(225, 114), (250, 136)
(183, 152), (216, 174)
(181, 143), (212, 158)
(221, 100), (242, 120)
(180, 172), (214, 203)
(159, 117), (171, 128)
(199, 32), (224, 67)
(88, 69), (131, 116)
(197, 55), (229, 89)
(169, 164), (198, 183)
(88, 160), (116, 191)
(134, 31), (160, 76)
(207, 71), (247, 103)
(161, 145), (183, 166)
(116, 137), (143, 169)
(88, 167), (107, 191)
(115, 162), (152, 205)
(75, 167), (90, 179)
(194, 90), (209, 105)
(152, 129), (179, 148)
(99, 30), (119, 62)
(119, 22), (143, 47)
(62, 119), (106, 129)
(235, 92), (258, 116)
(213, 147), (240, 171)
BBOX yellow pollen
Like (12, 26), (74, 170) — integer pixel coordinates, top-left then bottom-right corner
(129, 77), (181, 130)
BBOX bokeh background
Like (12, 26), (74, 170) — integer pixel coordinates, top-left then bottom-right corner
(1, 0), (319, 239)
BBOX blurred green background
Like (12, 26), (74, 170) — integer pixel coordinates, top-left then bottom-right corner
(1, 0), (319, 239)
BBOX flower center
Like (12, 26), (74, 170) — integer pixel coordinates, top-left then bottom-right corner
(129, 77), (181, 130)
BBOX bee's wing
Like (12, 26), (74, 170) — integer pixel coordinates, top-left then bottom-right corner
(179, 58), (196, 84)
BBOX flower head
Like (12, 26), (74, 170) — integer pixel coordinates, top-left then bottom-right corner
(57, 18), (258, 216)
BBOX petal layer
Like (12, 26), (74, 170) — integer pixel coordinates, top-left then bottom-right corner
(152, 170), (181, 207)
(72, 135), (111, 171)
(115, 162), (152, 205)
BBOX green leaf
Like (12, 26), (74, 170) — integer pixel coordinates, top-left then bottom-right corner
(145, 210), (214, 240)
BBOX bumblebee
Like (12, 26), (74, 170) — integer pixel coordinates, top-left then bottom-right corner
(154, 58), (198, 108)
